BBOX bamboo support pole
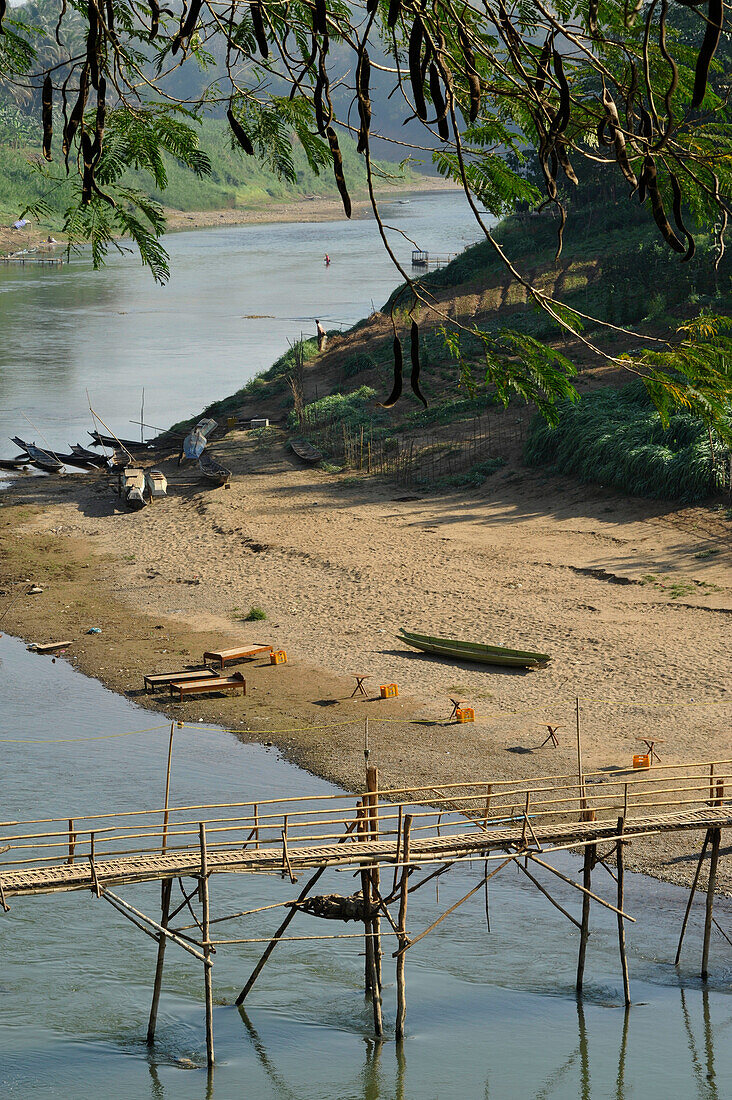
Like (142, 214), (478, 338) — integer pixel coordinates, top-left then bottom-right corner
(616, 817), (631, 1007)
(701, 827), (721, 982)
(395, 814), (412, 1041)
(576, 843), (595, 994)
(101, 888), (207, 961)
(514, 860), (581, 929)
(366, 766), (382, 993)
(68, 819), (76, 864)
(676, 830), (711, 965)
(162, 723), (174, 854)
(357, 802), (375, 995)
(200, 823), (214, 1069)
(527, 852), (635, 921)
(147, 877), (172, 1044)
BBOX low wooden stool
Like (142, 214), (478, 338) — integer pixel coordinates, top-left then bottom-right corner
(541, 724), (561, 748)
(448, 698), (466, 720)
(637, 738), (663, 764)
(351, 675), (370, 698)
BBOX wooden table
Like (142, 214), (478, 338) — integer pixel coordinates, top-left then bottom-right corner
(203, 645), (273, 669)
(171, 672), (246, 700)
(144, 668), (218, 693)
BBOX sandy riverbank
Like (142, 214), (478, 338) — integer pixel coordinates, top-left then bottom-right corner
(1, 428), (730, 892)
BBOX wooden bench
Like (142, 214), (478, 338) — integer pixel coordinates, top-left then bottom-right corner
(144, 668), (219, 693)
(203, 645), (273, 668)
(171, 672), (246, 700)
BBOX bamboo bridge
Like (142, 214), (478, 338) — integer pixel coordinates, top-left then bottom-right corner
(1, 756), (729, 1073)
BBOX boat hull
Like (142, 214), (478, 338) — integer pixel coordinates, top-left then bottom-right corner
(398, 630), (550, 668)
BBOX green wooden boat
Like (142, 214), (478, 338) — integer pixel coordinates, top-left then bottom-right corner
(397, 629), (550, 668)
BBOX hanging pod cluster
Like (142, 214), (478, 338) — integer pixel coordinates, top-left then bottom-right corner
(531, 33), (576, 257)
(380, 322), (427, 409)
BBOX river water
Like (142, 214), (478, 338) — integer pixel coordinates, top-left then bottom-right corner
(0, 191), (479, 460)
(1, 635), (730, 1098)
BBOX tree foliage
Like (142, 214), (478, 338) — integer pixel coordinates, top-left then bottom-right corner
(1, 0), (731, 427)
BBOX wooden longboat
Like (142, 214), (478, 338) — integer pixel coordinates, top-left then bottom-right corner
(397, 629), (550, 668)
(290, 438), (323, 464)
(198, 454), (231, 486)
(11, 437), (65, 473)
(89, 430), (154, 452)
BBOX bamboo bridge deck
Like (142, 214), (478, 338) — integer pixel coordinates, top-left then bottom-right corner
(2, 804), (729, 898)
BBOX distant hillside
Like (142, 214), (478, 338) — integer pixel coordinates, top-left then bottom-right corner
(0, 116), (413, 231)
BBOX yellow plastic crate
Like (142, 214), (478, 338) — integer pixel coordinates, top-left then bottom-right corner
(455, 707), (475, 723)
(633, 753), (650, 769)
(380, 683), (399, 699)
(270, 650), (287, 665)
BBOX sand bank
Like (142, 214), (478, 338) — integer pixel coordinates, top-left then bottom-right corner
(1, 428), (730, 891)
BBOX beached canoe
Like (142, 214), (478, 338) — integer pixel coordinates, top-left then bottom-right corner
(290, 438), (323, 464)
(11, 437), (65, 473)
(198, 454), (231, 486)
(397, 629), (550, 668)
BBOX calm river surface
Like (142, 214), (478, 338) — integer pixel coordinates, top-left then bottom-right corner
(0, 191), (480, 459)
(1, 635), (730, 1098)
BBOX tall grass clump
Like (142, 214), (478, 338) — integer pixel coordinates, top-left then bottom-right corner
(524, 383), (730, 503)
(289, 386), (387, 432)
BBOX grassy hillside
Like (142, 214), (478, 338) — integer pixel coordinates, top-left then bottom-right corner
(0, 116), (411, 230)
(184, 201), (732, 504)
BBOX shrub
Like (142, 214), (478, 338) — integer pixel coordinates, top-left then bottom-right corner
(244, 605), (267, 621)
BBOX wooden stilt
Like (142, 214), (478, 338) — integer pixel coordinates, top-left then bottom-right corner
(701, 827), (721, 982)
(199, 823), (214, 1069)
(395, 814), (412, 1041)
(616, 817), (631, 1007)
(675, 829), (711, 965)
(576, 843), (595, 994)
(366, 766), (382, 992)
(147, 877), (172, 1044)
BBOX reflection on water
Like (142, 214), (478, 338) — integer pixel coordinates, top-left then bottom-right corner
(1, 633), (730, 1098)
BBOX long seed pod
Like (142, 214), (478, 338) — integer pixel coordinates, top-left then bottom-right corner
(356, 49), (371, 153)
(91, 75), (106, 161)
(643, 157), (686, 253)
(548, 50), (570, 137)
(588, 0), (599, 34)
(42, 75), (53, 161)
(601, 86), (637, 187)
(0, 0), (6, 33)
(326, 126), (351, 218)
(534, 36), (552, 95)
(173, 0), (203, 54)
(657, 0), (678, 139)
(691, 0), (723, 109)
(429, 64), (449, 140)
(148, 0), (161, 40)
(669, 171), (695, 261)
(63, 62), (90, 157)
(250, 1), (269, 59)
(81, 131), (95, 204)
(408, 18), (427, 121)
(410, 322), (427, 407)
(639, 103), (653, 143)
(380, 336), (403, 408)
(313, 0), (327, 35)
(227, 107), (254, 155)
(458, 27), (481, 122)
(387, 0), (402, 29)
(555, 142), (578, 185)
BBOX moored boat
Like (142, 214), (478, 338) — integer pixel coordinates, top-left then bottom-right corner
(11, 437), (65, 473)
(89, 430), (154, 451)
(397, 629), (550, 668)
(121, 467), (147, 510)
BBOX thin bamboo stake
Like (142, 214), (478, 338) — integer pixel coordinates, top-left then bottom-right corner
(528, 852), (634, 921)
(162, 722), (174, 854)
(357, 802), (374, 995)
(576, 843), (595, 993)
(616, 817), (631, 1007)
(514, 860), (581, 929)
(701, 827), (721, 982)
(147, 877), (172, 1044)
(101, 888), (207, 961)
(367, 766), (382, 993)
(67, 819), (76, 865)
(200, 823), (214, 1069)
(395, 814), (412, 1041)
(676, 830), (711, 965)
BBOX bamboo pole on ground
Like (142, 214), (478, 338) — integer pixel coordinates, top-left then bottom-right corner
(200, 823), (214, 1068)
(576, 842), (595, 994)
(616, 817), (631, 1007)
(395, 814), (412, 1041)
(701, 827), (721, 981)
